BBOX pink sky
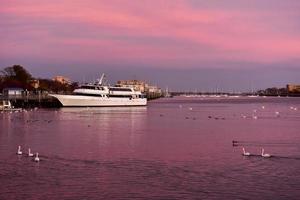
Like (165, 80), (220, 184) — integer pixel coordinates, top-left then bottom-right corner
(1, 0), (300, 90)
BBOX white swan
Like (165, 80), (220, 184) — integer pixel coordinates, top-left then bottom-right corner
(242, 147), (251, 156)
(17, 146), (22, 155)
(261, 148), (271, 158)
(34, 153), (40, 162)
(28, 148), (34, 157)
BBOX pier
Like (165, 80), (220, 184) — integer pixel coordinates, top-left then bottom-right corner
(0, 93), (61, 108)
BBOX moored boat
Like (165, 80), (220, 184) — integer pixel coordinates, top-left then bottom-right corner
(49, 74), (147, 107)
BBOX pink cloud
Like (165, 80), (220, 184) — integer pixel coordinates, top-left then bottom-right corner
(1, 0), (300, 68)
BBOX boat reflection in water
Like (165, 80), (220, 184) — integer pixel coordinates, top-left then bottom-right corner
(57, 106), (148, 155)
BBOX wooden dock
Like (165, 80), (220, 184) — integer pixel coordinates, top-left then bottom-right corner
(0, 94), (61, 108)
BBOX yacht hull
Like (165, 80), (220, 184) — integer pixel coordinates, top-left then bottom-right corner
(49, 94), (147, 107)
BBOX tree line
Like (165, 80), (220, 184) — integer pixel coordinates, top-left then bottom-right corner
(0, 65), (77, 93)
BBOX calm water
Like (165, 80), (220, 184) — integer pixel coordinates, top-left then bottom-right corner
(1, 97), (300, 199)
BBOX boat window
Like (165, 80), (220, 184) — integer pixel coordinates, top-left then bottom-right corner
(109, 88), (132, 92)
(96, 87), (104, 90)
(81, 86), (96, 90)
(109, 95), (133, 98)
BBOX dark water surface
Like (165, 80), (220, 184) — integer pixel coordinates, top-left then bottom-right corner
(1, 97), (300, 199)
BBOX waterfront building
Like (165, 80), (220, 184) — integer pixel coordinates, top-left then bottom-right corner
(287, 84), (300, 94)
(116, 80), (147, 92)
(2, 88), (24, 96)
(147, 85), (162, 93)
(147, 85), (163, 99)
(116, 79), (162, 99)
(53, 76), (71, 85)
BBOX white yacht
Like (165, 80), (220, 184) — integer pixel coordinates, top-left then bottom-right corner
(49, 74), (147, 107)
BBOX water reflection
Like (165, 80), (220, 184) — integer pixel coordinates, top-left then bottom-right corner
(51, 107), (148, 159)
(1, 98), (300, 199)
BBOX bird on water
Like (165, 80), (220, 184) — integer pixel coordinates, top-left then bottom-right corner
(261, 148), (271, 158)
(242, 147), (251, 156)
(34, 153), (40, 162)
(28, 148), (34, 157)
(17, 146), (22, 155)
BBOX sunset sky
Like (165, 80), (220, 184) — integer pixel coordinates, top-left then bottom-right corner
(1, 0), (300, 91)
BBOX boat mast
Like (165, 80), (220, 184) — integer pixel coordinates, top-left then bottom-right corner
(98, 73), (106, 85)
